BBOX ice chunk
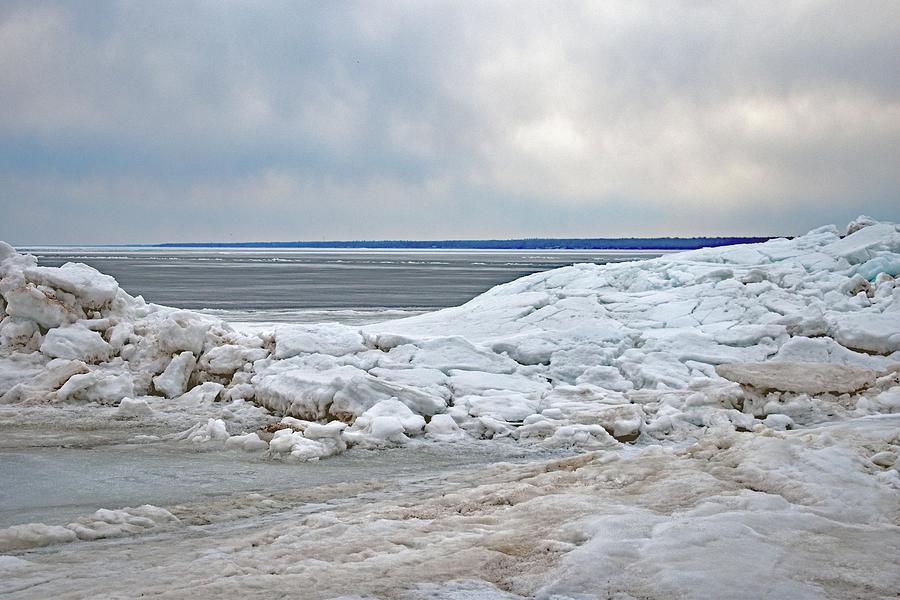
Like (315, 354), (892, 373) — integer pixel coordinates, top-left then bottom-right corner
(57, 369), (134, 403)
(354, 399), (425, 434)
(459, 394), (539, 422)
(0, 316), (39, 349)
(0, 358), (88, 403)
(40, 324), (112, 362)
(254, 361), (445, 421)
(2, 284), (81, 328)
(771, 336), (894, 371)
(342, 399), (426, 447)
(823, 222), (900, 264)
(875, 386), (900, 411)
(176, 418), (229, 443)
(716, 362), (876, 394)
(0, 523), (77, 552)
(448, 370), (550, 397)
(198, 344), (267, 375)
(829, 313), (900, 354)
(575, 365), (634, 392)
(224, 432), (269, 452)
(302, 420), (348, 440)
(24, 262), (118, 309)
(117, 396), (152, 417)
(424, 413), (465, 439)
(157, 313), (212, 355)
(66, 505), (179, 542)
(400, 336), (520, 374)
(870, 451), (896, 468)
(845, 214), (878, 235)
(267, 428), (335, 460)
(175, 382), (224, 404)
(852, 255), (900, 281)
(152, 351), (197, 398)
(274, 323), (366, 359)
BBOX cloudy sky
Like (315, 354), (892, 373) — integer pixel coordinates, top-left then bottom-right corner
(1, 1), (899, 243)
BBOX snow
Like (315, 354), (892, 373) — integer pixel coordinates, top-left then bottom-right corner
(1, 217), (900, 598)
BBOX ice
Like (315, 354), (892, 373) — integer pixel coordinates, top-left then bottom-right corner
(223, 431), (269, 452)
(2, 220), (900, 597)
(198, 343), (267, 374)
(458, 393), (538, 422)
(56, 369), (134, 403)
(870, 450), (896, 468)
(267, 427), (337, 460)
(352, 399), (426, 436)
(152, 351), (197, 398)
(0, 317), (39, 351)
(0, 505), (178, 552)
(424, 413), (466, 439)
(824, 222), (900, 263)
(254, 358), (446, 421)
(770, 335), (896, 370)
(0, 358), (85, 403)
(8, 414), (896, 599)
(275, 323), (367, 358)
(176, 382), (225, 404)
(116, 396), (152, 417)
(716, 362), (877, 394)
(23, 262), (118, 309)
(829, 312), (900, 354)
(39, 323), (112, 362)
(176, 418), (230, 443)
(65, 504), (179, 541)
(0, 522), (77, 552)
(157, 312), (215, 355)
(1, 284), (81, 328)
(394, 336), (521, 374)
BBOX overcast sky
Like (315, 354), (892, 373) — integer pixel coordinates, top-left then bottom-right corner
(1, 1), (899, 243)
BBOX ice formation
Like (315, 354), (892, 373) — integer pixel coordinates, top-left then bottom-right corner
(1, 219), (899, 598)
(5, 222), (896, 457)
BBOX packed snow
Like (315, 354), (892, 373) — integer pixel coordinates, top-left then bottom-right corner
(0, 217), (898, 598)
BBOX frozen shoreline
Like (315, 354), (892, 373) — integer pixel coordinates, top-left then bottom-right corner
(1, 217), (898, 598)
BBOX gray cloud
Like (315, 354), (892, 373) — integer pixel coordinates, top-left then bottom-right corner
(1, 0), (898, 243)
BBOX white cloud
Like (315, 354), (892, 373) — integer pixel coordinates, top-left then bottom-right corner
(0, 0), (898, 242)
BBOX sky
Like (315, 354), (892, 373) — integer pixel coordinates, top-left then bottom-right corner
(1, 1), (899, 244)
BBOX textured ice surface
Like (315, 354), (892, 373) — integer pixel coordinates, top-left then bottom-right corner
(1, 220), (900, 598)
(1, 416), (897, 599)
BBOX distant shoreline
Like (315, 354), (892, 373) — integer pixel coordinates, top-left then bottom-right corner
(149, 237), (773, 251)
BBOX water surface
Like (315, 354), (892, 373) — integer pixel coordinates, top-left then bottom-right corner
(23, 247), (663, 324)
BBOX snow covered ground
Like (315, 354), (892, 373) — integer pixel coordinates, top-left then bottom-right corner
(0, 217), (898, 598)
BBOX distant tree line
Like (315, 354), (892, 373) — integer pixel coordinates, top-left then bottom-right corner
(154, 237), (772, 250)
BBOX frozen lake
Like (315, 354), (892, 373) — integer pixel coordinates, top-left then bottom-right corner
(22, 247), (663, 324)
